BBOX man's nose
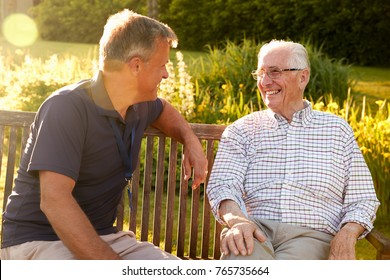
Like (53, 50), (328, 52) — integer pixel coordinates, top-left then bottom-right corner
(260, 74), (273, 86)
(162, 66), (169, 79)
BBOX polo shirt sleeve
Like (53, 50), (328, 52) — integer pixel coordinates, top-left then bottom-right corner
(27, 94), (87, 181)
(146, 98), (163, 125)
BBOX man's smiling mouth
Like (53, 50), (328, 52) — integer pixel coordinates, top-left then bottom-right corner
(265, 90), (281, 95)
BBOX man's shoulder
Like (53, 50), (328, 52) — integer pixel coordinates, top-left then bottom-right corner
(40, 79), (92, 109)
(311, 110), (353, 134)
(312, 109), (349, 125)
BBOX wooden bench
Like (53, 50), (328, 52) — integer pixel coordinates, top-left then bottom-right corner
(1, 109), (389, 260)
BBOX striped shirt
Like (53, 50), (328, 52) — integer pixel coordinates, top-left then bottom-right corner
(207, 102), (380, 237)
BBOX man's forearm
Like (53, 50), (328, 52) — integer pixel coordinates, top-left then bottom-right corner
(152, 99), (196, 145)
(219, 199), (250, 227)
(40, 171), (120, 260)
(43, 194), (120, 259)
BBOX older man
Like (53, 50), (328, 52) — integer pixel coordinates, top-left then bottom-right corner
(207, 40), (379, 260)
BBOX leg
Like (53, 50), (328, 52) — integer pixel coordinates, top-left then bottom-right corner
(272, 223), (333, 260)
(1, 240), (75, 260)
(103, 231), (179, 260)
(248, 218), (333, 260)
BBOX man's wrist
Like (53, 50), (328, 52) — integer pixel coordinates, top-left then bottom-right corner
(224, 215), (252, 228)
(340, 222), (365, 239)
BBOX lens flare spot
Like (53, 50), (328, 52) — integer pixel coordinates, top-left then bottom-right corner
(2, 13), (39, 47)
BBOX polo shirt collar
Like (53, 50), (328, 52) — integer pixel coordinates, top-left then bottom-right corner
(89, 71), (118, 119)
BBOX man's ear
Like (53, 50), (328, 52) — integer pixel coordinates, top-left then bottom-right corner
(127, 57), (141, 74)
(299, 69), (310, 89)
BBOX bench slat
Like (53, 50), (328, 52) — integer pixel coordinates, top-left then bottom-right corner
(164, 139), (178, 253)
(152, 136), (166, 246)
(177, 153), (189, 259)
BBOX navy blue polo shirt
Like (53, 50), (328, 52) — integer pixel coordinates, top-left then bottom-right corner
(1, 72), (163, 248)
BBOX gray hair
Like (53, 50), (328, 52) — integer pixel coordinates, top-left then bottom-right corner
(258, 40), (310, 72)
(99, 9), (178, 71)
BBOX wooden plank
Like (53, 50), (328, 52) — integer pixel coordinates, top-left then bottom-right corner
(177, 147), (188, 259)
(201, 139), (215, 259)
(144, 123), (226, 140)
(141, 136), (154, 241)
(366, 228), (390, 260)
(152, 136), (166, 246)
(0, 110), (35, 127)
(213, 221), (222, 259)
(189, 182), (200, 258)
(164, 139), (177, 253)
(116, 190), (125, 231)
(129, 161), (141, 232)
(4, 127), (18, 211)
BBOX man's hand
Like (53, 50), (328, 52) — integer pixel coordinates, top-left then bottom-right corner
(221, 219), (266, 256)
(328, 222), (364, 260)
(182, 137), (208, 189)
(152, 99), (208, 190)
(219, 200), (267, 256)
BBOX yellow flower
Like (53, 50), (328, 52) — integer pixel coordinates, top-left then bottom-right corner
(222, 84), (227, 90)
(375, 100), (384, 107)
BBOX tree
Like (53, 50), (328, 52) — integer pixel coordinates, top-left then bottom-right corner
(31, 0), (144, 44)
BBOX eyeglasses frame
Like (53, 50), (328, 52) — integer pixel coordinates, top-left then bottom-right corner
(251, 67), (304, 80)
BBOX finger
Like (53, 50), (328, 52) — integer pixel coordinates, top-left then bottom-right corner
(232, 229), (248, 256)
(182, 155), (192, 181)
(191, 168), (208, 189)
(254, 228), (267, 243)
(243, 232), (254, 255)
(220, 232), (230, 256)
(191, 177), (201, 189)
(225, 233), (240, 256)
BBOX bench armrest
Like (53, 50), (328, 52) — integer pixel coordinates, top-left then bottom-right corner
(366, 228), (390, 260)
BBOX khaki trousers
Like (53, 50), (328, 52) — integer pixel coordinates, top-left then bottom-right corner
(221, 218), (333, 260)
(1, 231), (179, 260)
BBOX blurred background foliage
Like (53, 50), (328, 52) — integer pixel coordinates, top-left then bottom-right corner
(29, 0), (390, 66)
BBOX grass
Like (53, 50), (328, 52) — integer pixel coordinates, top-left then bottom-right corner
(350, 66), (390, 103)
(0, 37), (99, 60)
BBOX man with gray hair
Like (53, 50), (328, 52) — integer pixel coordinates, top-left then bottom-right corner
(1, 9), (207, 260)
(207, 40), (379, 260)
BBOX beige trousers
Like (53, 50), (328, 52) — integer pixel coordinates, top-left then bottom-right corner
(221, 218), (333, 260)
(1, 231), (179, 260)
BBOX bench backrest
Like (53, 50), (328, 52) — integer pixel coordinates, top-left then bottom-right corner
(0, 109), (226, 259)
(2, 109), (389, 260)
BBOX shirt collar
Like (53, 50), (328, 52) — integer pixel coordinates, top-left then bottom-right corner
(89, 71), (118, 119)
(293, 100), (313, 127)
(266, 100), (314, 127)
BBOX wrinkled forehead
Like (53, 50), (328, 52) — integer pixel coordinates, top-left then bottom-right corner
(258, 47), (290, 69)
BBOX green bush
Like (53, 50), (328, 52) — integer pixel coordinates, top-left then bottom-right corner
(0, 50), (96, 111)
(161, 0), (390, 66)
(31, 0), (139, 44)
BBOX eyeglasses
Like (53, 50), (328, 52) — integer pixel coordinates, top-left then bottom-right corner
(251, 67), (304, 80)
